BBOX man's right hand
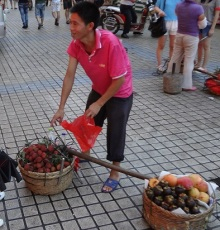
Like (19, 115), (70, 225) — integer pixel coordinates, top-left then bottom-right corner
(50, 109), (65, 127)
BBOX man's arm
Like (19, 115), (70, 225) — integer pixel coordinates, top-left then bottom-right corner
(85, 76), (125, 118)
(50, 56), (78, 126)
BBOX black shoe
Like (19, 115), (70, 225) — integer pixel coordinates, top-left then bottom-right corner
(121, 33), (129, 39)
(38, 24), (41, 30)
(66, 20), (70, 24)
(55, 18), (58, 26)
(133, 31), (143, 35)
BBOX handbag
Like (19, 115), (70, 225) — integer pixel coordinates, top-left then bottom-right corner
(148, 0), (167, 38)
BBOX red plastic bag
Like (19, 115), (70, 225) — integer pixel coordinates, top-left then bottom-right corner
(61, 115), (102, 152)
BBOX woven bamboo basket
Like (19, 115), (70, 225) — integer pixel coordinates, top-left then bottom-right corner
(18, 162), (74, 195)
(143, 191), (215, 230)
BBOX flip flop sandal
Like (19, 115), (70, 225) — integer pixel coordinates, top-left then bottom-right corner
(101, 178), (120, 193)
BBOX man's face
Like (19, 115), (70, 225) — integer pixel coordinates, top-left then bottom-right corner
(70, 13), (92, 40)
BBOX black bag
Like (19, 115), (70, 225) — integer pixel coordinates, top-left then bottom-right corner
(148, 17), (167, 38)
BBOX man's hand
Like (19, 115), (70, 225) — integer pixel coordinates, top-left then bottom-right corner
(85, 102), (102, 118)
(50, 109), (65, 126)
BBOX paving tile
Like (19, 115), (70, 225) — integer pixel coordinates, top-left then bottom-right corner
(61, 220), (80, 230)
(93, 213), (112, 226)
(25, 216), (42, 228)
(77, 216), (96, 229)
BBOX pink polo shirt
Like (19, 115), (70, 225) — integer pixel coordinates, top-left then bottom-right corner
(67, 29), (133, 98)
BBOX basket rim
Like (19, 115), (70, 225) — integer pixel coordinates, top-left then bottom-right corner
(18, 160), (73, 179)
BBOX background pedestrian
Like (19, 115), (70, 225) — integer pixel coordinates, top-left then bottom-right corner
(196, 0), (220, 72)
(154, 0), (182, 73)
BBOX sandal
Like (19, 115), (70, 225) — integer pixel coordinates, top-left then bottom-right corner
(157, 64), (167, 74)
(101, 178), (120, 193)
(197, 67), (207, 72)
(182, 86), (197, 91)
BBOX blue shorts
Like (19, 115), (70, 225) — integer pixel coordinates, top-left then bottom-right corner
(200, 24), (211, 38)
(35, 3), (45, 18)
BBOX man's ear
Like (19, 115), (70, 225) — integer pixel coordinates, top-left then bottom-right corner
(88, 22), (95, 31)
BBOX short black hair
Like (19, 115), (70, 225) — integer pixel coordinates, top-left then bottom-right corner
(70, 2), (100, 29)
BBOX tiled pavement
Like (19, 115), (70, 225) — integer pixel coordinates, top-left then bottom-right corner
(0, 5), (220, 230)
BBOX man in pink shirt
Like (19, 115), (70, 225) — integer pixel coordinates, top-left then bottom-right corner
(50, 2), (133, 193)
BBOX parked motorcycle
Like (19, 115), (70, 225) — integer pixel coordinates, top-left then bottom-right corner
(99, 1), (150, 34)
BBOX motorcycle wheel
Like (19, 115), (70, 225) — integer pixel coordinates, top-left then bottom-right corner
(101, 15), (120, 34)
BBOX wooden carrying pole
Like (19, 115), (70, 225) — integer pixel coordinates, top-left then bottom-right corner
(66, 148), (151, 181)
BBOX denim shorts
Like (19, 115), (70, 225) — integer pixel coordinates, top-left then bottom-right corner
(35, 3), (45, 18)
(200, 24), (211, 38)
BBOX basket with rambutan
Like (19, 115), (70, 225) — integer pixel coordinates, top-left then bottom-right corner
(17, 136), (79, 195)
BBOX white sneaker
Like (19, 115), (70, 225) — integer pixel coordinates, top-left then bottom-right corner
(0, 192), (5, 201)
(0, 219), (4, 227)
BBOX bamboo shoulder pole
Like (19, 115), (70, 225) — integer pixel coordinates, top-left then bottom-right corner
(66, 148), (151, 181)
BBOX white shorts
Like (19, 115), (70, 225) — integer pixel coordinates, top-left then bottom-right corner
(51, 2), (61, 12)
(165, 20), (178, 36)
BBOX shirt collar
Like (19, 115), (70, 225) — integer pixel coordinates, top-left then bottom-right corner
(74, 29), (102, 51)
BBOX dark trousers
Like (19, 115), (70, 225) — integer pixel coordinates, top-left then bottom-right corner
(86, 90), (133, 162)
(120, 4), (137, 34)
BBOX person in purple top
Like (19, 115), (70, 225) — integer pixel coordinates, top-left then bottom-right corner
(167, 0), (207, 91)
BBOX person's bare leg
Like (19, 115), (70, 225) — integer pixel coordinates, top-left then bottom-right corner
(201, 37), (211, 70)
(36, 16), (41, 24)
(156, 35), (167, 67)
(102, 162), (120, 192)
(52, 11), (57, 19)
(196, 34), (203, 67)
(169, 34), (176, 60)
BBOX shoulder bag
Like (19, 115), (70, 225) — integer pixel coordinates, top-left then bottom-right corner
(148, 0), (167, 38)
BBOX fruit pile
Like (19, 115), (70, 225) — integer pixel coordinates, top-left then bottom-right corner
(18, 139), (74, 173)
(146, 174), (210, 215)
